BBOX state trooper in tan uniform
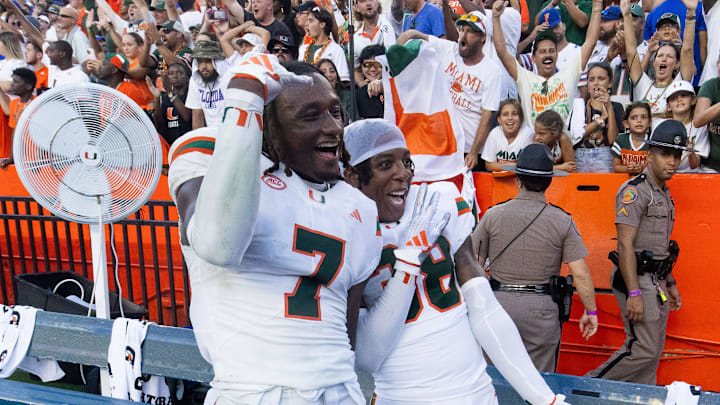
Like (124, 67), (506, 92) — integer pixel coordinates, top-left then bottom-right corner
(472, 143), (599, 373)
(587, 120), (685, 385)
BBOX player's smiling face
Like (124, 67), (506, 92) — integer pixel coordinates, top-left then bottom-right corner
(359, 148), (414, 223)
(274, 73), (344, 183)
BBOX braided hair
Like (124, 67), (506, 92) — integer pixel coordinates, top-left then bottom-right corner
(262, 61), (351, 178)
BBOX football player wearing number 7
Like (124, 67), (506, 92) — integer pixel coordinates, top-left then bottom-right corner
(344, 119), (571, 405)
(168, 57), (386, 404)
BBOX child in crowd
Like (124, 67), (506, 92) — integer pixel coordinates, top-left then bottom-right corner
(658, 81), (711, 173)
(482, 99), (534, 172)
(612, 102), (651, 174)
(568, 62), (624, 173)
(533, 110), (576, 172)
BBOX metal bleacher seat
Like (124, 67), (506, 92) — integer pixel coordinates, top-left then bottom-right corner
(1, 311), (718, 405)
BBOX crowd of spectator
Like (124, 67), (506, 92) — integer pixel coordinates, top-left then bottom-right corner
(0, 0), (717, 176)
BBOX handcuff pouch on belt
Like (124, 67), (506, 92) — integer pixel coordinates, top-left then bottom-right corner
(608, 240), (679, 281)
(608, 240), (679, 300)
(549, 275), (574, 323)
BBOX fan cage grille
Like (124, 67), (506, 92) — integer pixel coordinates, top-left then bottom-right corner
(13, 83), (162, 224)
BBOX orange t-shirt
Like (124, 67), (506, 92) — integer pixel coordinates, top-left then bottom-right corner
(117, 80), (154, 110)
(125, 60), (154, 110)
(9, 97), (34, 129)
(0, 111), (10, 158)
(34, 65), (48, 90)
(519, 0), (530, 25)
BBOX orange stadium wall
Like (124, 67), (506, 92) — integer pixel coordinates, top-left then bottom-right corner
(474, 172), (720, 390)
(1, 168), (719, 389)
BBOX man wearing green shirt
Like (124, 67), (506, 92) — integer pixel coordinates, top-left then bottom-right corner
(538, 0), (592, 46)
(694, 57), (720, 172)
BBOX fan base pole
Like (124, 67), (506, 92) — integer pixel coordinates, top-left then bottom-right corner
(90, 223), (112, 397)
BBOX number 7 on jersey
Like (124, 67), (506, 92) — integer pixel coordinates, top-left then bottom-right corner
(284, 225), (346, 320)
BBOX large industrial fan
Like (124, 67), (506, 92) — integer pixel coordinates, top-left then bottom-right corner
(12, 83), (163, 393)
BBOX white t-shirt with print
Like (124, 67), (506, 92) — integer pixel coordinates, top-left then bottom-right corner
(633, 72), (685, 126)
(428, 35), (503, 153)
(481, 124), (534, 164)
(515, 50), (584, 127)
(186, 55), (240, 128)
(298, 40), (350, 81)
(47, 65), (90, 88)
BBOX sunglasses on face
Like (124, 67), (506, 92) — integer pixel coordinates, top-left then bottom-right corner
(658, 41), (682, 47)
(362, 61), (381, 69)
(272, 46), (291, 54)
(60, 14), (75, 19)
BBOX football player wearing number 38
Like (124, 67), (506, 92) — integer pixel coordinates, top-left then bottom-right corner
(344, 120), (571, 405)
(168, 57), (385, 404)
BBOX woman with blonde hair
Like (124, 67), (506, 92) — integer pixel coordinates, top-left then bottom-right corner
(0, 32), (27, 92)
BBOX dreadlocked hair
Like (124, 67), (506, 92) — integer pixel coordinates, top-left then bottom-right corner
(262, 61), (351, 178)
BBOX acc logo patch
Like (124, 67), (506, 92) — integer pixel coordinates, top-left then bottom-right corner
(262, 174), (286, 190)
(621, 187), (638, 204)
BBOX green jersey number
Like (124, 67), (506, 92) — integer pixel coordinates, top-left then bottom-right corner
(284, 225), (346, 321)
(377, 236), (461, 323)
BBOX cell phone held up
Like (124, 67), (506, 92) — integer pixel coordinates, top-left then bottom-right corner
(208, 7), (228, 22)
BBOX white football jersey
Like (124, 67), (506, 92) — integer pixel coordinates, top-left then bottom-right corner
(168, 130), (383, 395)
(363, 182), (492, 402)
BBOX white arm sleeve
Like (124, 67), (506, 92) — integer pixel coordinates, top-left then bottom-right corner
(355, 260), (419, 374)
(462, 277), (556, 405)
(188, 88), (264, 267)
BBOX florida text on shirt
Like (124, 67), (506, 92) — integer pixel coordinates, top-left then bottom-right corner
(530, 79), (569, 118)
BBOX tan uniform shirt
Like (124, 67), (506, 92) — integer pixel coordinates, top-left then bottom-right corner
(473, 189), (588, 285)
(615, 167), (674, 259)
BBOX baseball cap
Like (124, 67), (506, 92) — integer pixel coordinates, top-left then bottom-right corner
(161, 20), (184, 32)
(665, 80), (695, 100)
(25, 15), (40, 29)
(150, 0), (166, 11)
(47, 4), (60, 14)
(189, 24), (201, 31)
(656, 12), (680, 28)
(630, 3), (644, 17)
(645, 120), (690, 150)
(344, 119), (407, 166)
(538, 8), (561, 28)
(122, 0), (133, 6)
(455, 11), (486, 33)
(296, 1), (318, 13)
(269, 33), (296, 48)
(600, 6), (621, 20)
(107, 53), (129, 72)
(237, 33), (263, 48)
(38, 15), (50, 24)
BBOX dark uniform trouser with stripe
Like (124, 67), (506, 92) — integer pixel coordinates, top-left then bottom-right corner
(586, 272), (670, 385)
(494, 291), (561, 373)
